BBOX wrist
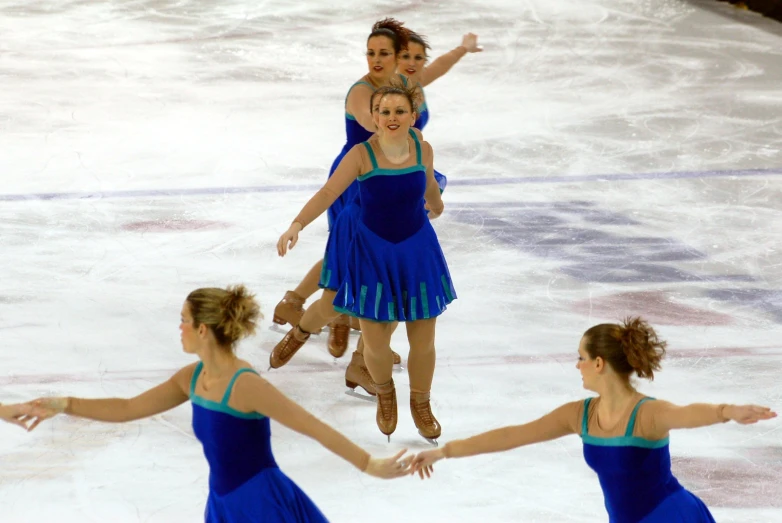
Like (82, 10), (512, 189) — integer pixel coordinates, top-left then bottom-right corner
(290, 221), (304, 232)
(442, 443), (453, 459)
(63, 397), (73, 414)
(456, 45), (468, 56)
(718, 404), (730, 422)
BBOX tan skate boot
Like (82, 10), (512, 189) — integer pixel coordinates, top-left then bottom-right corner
(269, 325), (310, 369)
(357, 334), (402, 365)
(273, 291), (305, 328)
(344, 351), (376, 397)
(327, 315), (350, 358)
(374, 379), (398, 440)
(410, 391), (441, 443)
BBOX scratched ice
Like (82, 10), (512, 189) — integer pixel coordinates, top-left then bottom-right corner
(1, 0), (781, 522)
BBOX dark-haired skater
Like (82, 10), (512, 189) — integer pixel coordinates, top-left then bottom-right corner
(272, 18), (413, 359)
(411, 318), (776, 523)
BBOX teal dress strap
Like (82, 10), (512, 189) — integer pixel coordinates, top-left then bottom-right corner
(190, 361), (204, 397)
(221, 368), (260, 406)
(582, 398), (593, 437)
(409, 129), (423, 164)
(399, 73), (408, 87)
(362, 142), (379, 170)
(625, 397), (654, 437)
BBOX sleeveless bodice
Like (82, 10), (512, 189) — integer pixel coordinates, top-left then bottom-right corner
(190, 362), (278, 496)
(357, 130), (427, 243)
(581, 397), (683, 522)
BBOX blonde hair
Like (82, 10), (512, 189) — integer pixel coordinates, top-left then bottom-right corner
(186, 285), (261, 349)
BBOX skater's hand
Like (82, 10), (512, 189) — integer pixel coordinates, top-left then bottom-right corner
(277, 223), (303, 257)
(24, 397), (69, 431)
(425, 201), (443, 219)
(364, 448), (415, 479)
(724, 405), (777, 424)
(0, 402), (38, 431)
(411, 447), (446, 479)
(459, 33), (482, 54)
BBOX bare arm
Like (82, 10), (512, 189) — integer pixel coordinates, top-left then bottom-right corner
(422, 47), (468, 87)
(421, 33), (482, 88)
(345, 84), (377, 132)
(233, 373), (370, 471)
(277, 146), (365, 256)
(444, 403), (578, 459)
(411, 402), (579, 478)
(644, 400), (776, 437)
(422, 141), (443, 217)
(28, 364), (195, 428)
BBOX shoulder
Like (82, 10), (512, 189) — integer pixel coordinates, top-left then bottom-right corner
(231, 367), (269, 395)
(170, 362), (201, 392)
(346, 80), (374, 99)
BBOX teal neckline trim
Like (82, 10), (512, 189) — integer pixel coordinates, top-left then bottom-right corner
(358, 165), (425, 181)
(191, 394), (266, 420)
(419, 101), (428, 113)
(582, 434), (669, 449)
(345, 112), (356, 121)
(189, 362), (264, 420)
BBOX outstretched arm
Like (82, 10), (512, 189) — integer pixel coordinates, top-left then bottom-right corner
(26, 364), (195, 430)
(412, 402), (579, 478)
(422, 142), (443, 218)
(345, 84), (378, 133)
(421, 33), (482, 87)
(645, 400), (776, 436)
(277, 146), (364, 256)
(233, 374), (412, 479)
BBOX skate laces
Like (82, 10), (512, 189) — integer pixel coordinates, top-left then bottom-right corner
(413, 399), (434, 424)
(378, 390), (396, 420)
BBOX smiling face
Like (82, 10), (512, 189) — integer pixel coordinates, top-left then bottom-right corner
(366, 35), (398, 85)
(398, 41), (427, 83)
(373, 93), (416, 137)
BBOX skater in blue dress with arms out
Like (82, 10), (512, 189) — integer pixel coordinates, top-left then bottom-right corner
(21, 285), (414, 522)
(278, 86), (454, 443)
(411, 317), (777, 522)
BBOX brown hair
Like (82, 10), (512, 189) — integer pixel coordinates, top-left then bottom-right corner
(372, 84), (418, 115)
(407, 31), (431, 56)
(187, 285), (261, 349)
(583, 317), (667, 380)
(368, 18), (410, 54)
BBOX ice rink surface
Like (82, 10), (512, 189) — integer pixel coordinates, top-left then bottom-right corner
(1, 0), (781, 521)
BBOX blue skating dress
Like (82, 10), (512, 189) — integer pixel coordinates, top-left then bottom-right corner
(190, 362), (329, 522)
(326, 80), (375, 228)
(414, 85), (447, 193)
(327, 75), (413, 227)
(332, 131), (455, 321)
(581, 397), (716, 523)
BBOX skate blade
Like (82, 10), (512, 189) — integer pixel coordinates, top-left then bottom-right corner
(344, 388), (377, 403)
(418, 431), (439, 447)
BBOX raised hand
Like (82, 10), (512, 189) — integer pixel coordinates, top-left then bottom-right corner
(364, 448), (415, 479)
(460, 33), (483, 54)
(411, 447), (446, 480)
(725, 405), (777, 425)
(277, 223), (303, 257)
